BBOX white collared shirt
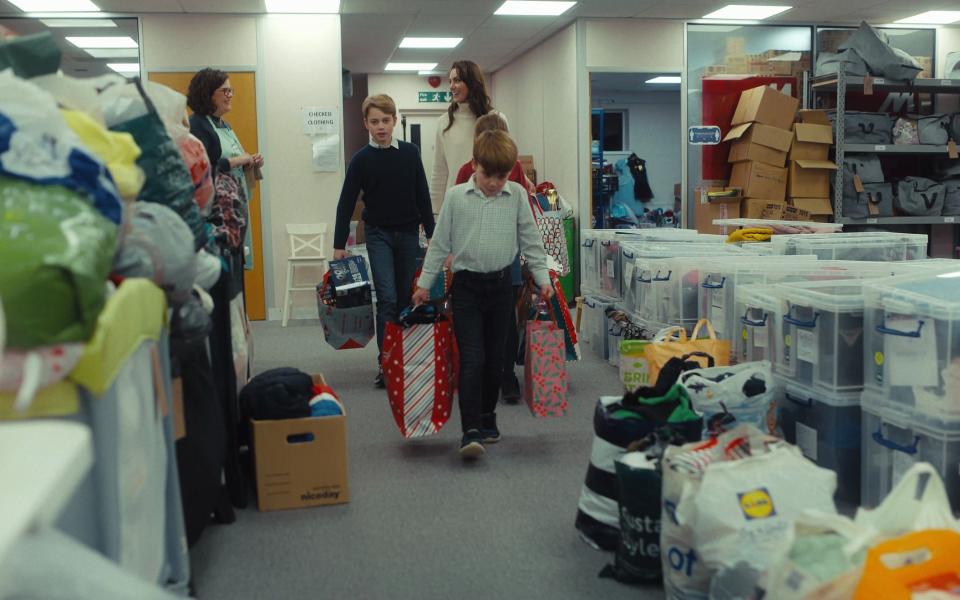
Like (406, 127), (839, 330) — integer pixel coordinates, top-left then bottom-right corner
(369, 136), (400, 150)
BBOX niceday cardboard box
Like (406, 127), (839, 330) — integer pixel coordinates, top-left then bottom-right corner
(741, 198), (787, 219)
(790, 198), (834, 222)
(725, 122), (793, 167)
(252, 374), (349, 511)
(730, 161), (788, 200)
(731, 85), (800, 131)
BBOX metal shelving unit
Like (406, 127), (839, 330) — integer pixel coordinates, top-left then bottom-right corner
(811, 71), (960, 226)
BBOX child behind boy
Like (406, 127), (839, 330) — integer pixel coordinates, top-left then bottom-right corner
(413, 130), (553, 459)
(333, 94), (435, 387)
(454, 113), (534, 404)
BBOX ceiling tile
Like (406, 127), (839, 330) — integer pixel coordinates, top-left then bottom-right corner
(570, 0), (658, 18)
(404, 12), (487, 36)
(96, 0), (185, 11)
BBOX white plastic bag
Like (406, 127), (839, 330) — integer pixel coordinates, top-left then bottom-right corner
(678, 440), (837, 574)
(679, 360), (777, 436)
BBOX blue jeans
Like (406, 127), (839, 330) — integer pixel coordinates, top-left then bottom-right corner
(365, 225), (421, 360)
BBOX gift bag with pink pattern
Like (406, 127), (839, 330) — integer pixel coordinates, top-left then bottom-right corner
(523, 319), (568, 417)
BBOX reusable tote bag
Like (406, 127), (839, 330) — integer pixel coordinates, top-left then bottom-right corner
(644, 320), (730, 386)
(381, 311), (455, 438)
(524, 304), (568, 417)
(316, 273), (374, 350)
(528, 194), (571, 276)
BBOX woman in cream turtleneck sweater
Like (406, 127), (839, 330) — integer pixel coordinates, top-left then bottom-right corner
(430, 60), (507, 213)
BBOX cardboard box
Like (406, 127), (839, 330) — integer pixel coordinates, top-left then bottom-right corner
(741, 198), (787, 219)
(788, 159), (838, 199)
(731, 85), (800, 131)
(730, 161), (788, 200)
(518, 155), (536, 185)
(725, 122), (793, 167)
(797, 109), (831, 126)
(252, 374), (349, 511)
(693, 186), (741, 235)
(790, 123), (834, 161)
(790, 197), (834, 221)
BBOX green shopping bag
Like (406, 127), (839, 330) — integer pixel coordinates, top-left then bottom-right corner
(0, 32), (61, 78)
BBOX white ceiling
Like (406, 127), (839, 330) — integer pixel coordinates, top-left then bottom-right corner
(1, 0), (959, 74)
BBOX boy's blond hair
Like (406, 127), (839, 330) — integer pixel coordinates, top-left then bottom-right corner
(473, 130), (517, 177)
(474, 113), (509, 136)
(362, 94), (397, 119)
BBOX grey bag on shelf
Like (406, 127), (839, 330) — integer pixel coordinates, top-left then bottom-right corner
(839, 21), (922, 81)
(944, 180), (960, 216)
(830, 110), (894, 144)
(893, 117), (919, 145)
(950, 113), (960, 145)
(896, 177), (945, 216)
(842, 154), (884, 184)
(843, 182), (893, 219)
(916, 114), (951, 145)
(814, 50), (868, 77)
(933, 156), (960, 179)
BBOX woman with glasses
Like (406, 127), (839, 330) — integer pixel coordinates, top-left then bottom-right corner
(188, 67), (265, 243)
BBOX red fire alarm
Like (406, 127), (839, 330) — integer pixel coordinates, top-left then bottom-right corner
(428, 76), (442, 88)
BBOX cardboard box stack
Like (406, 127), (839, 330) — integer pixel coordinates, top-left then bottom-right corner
(787, 109), (837, 222)
(724, 85), (799, 221)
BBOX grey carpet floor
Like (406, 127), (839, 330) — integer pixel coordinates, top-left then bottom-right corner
(189, 319), (666, 600)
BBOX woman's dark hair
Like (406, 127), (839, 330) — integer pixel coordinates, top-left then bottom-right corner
(187, 68), (228, 116)
(444, 60), (493, 133)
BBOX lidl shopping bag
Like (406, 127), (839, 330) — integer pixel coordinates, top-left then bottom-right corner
(381, 318), (455, 438)
(645, 320), (729, 386)
(678, 444), (837, 578)
(619, 340), (651, 393)
(524, 319), (567, 417)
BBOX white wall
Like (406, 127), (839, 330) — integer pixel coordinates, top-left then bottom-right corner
(491, 23), (578, 205)
(592, 92), (682, 215)
(142, 14), (344, 319)
(585, 20), (684, 69)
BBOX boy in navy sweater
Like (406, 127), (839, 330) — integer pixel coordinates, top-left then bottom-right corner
(333, 94), (435, 387)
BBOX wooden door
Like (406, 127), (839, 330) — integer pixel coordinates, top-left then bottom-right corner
(148, 70), (266, 321)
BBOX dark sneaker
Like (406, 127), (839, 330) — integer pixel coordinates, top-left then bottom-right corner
(501, 373), (521, 404)
(374, 369), (385, 388)
(459, 429), (485, 458)
(480, 413), (500, 443)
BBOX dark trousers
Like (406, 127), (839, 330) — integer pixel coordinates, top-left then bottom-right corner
(503, 285), (522, 376)
(365, 225), (421, 360)
(451, 269), (513, 432)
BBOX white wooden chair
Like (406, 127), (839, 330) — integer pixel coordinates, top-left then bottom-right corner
(282, 223), (329, 327)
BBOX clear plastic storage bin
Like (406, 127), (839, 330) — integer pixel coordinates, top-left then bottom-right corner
(734, 285), (782, 365)
(778, 380), (862, 505)
(862, 270), (960, 415)
(582, 295), (616, 360)
(775, 280), (868, 392)
(597, 232), (623, 299)
(580, 230), (601, 294)
(860, 391), (960, 511)
(785, 232), (929, 261)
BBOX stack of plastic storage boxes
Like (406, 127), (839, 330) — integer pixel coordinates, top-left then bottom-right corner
(763, 231), (929, 261)
(860, 269), (960, 512)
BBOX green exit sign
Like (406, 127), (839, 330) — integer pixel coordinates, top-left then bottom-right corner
(419, 91), (453, 103)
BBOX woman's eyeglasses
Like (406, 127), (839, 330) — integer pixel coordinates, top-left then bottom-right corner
(215, 87), (234, 97)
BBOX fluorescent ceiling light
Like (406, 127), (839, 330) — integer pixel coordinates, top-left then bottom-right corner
(702, 5), (791, 20)
(7, 0), (99, 10)
(895, 11), (960, 25)
(66, 35), (137, 48)
(937, 271), (960, 278)
(84, 48), (138, 58)
(107, 62), (139, 74)
(41, 18), (114, 27)
(386, 62), (437, 71)
(494, 1), (576, 16)
(646, 76), (681, 84)
(265, 0), (340, 13)
(399, 37), (462, 49)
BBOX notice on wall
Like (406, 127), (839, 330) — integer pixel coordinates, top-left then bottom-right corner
(303, 107), (339, 135)
(312, 135), (340, 172)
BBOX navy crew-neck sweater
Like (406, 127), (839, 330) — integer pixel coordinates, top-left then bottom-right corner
(333, 141), (436, 249)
